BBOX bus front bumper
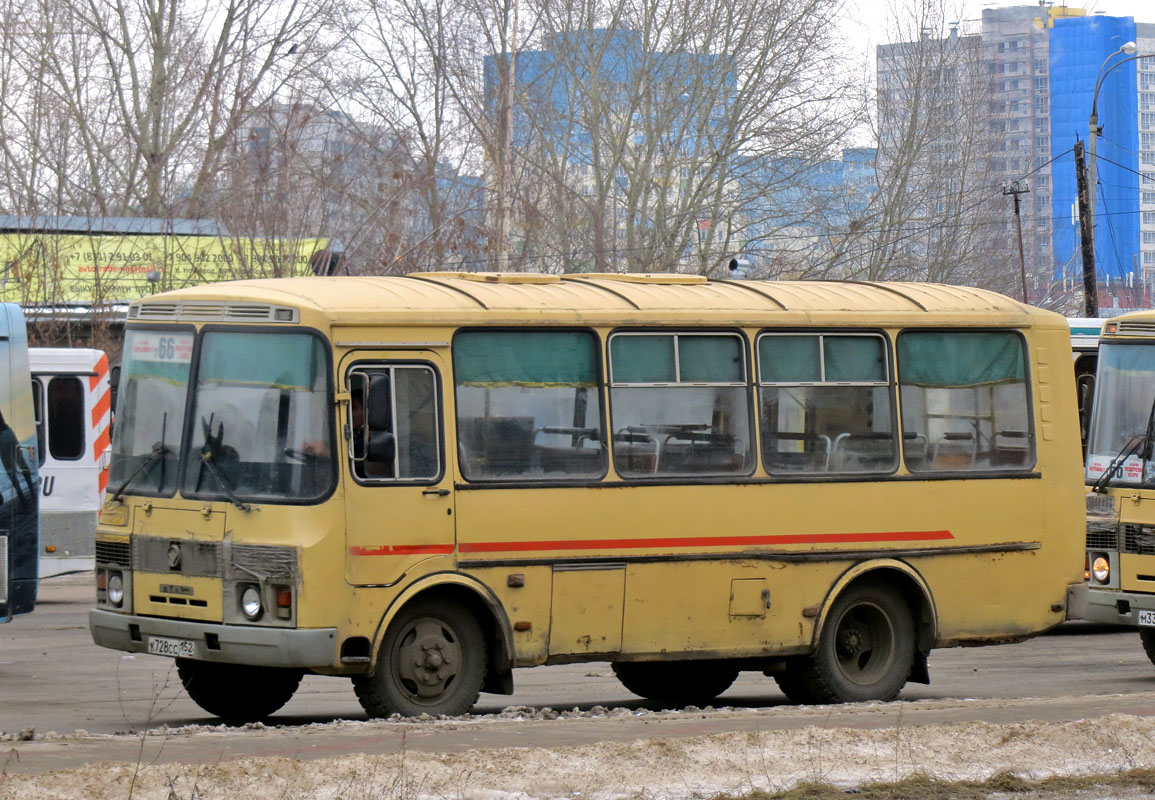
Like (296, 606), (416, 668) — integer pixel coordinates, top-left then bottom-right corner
(1067, 582), (1154, 626)
(89, 609), (337, 669)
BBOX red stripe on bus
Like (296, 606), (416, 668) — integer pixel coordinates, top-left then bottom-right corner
(457, 530), (954, 554)
(349, 531), (954, 558)
(92, 428), (111, 461)
(91, 390), (111, 428)
(98, 468), (109, 494)
(89, 353), (109, 392)
(349, 544), (457, 556)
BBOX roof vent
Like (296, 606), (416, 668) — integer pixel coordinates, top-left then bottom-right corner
(129, 301), (298, 323)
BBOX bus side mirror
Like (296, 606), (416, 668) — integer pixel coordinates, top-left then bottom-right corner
(109, 364), (121, 413)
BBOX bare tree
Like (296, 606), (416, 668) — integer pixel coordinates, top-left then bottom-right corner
(830, 0), (1010, 289)
(0, 0), (338, 220)
(504, 0), (857, 274)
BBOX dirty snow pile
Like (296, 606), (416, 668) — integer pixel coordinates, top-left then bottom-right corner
(4, 713), (1155, 800)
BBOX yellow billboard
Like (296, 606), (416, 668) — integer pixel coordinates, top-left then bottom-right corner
(0, 233), (334, 305)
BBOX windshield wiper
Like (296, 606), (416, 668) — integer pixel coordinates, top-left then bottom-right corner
(109, 412), (169, 503)
(198, 416), (251, 512)
(1092, 394), (1155, 494)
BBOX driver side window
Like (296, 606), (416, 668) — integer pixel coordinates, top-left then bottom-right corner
(347, 365), (441, 483)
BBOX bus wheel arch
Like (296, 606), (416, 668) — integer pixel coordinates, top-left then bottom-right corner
(369, 576), (515, 699)
(814, 561), (937, 658)
(797, 561), (937, 702)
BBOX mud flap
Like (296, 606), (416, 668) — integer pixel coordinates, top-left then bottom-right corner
(483, 667), (514, 695)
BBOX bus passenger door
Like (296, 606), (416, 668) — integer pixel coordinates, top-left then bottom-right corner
(343, 355), (454, 587)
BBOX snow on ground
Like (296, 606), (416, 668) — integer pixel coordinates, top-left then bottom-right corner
(4, 712), (1155, 800)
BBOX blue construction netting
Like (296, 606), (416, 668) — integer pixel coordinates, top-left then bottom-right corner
(1050, 14), (1140, 283)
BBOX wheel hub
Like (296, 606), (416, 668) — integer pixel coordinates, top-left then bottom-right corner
(397, 619), (462, 697)
(838, 628), (863, 657)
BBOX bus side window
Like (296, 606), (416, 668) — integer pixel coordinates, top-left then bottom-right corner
(47, 376), (85, 461)
(897, 331), (1034, 472)
(453, 330), (605, 481)
(757, 333), (896, 475)
(350, 366), (441, 482)
(608, 332), (753, 477)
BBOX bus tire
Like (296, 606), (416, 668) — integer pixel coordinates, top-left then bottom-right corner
(353, 598), (486, 718)
(176, 659), (302, 722)
(611, 661), (738, 707)
(799, 582), (914, 704)
(1139, 629), (1155, 666)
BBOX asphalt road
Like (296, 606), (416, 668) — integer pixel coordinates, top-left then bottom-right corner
(7, 573), (1155, 775)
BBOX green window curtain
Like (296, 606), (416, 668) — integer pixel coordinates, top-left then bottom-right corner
(454, 330), (597, 387)
(759, 335), (820, 382)
(897, 331), (1025, 387)
(825, 336), (886, 382)
(679, 335), (743, 382)
(198, 332), (324, 389)
(610, 335), (675, 383)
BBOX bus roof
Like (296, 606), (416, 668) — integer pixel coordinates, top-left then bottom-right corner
(29, 348), (106, 375)
(132, 274), (1060, 327)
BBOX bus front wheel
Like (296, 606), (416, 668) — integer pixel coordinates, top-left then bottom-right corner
(176, 659), (302, 722)
(798, 582), (914, 704)
(1139, 628), (1155, 666)
(353, 598), (487, 718)
(611, 660), (738, 707)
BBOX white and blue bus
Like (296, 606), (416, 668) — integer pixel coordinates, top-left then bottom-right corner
(0, 303), (40, 622)
(1069, 318), (1102, 456)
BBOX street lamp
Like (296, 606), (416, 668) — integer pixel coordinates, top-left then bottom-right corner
(1088, 41), (1137, 246)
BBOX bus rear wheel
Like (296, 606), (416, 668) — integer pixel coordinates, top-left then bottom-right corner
(611, 660), (738, 707)
(797, 582), (914, 704)
(353, 598), (486, 718)
(176, 659), (302, 722)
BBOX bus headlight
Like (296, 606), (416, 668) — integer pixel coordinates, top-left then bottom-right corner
(240, 585), (263, 620)
(1092, 554), (1111, 584)
(107, 573), (125, 607)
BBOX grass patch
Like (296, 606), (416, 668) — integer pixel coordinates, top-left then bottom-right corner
(711, 767), (1155, 800)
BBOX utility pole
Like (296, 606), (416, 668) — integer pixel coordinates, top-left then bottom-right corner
(1003, 180), (1030, 303)
(1074, 140), (1098, 317)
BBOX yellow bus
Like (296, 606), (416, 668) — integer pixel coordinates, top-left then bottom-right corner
(89, 273), (1086, 721)
(1069, 309), (1155, 661)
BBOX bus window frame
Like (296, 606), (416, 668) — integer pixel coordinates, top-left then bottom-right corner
(755, 328), (900, 479)
(30, 377), (46, 467)
(345, 359), (446, 487)
(451, 326), (610, 486)
(894, 327), (1038, 477)
(606, 327), (756, 482)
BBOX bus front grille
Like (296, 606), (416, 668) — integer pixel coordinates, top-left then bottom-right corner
(134, 536), (221, 577)
(1086, 526), (1119, 550)
(95, 539), (132, 568)
(1123, 525), (1155, 555)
